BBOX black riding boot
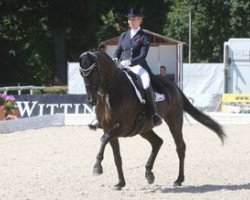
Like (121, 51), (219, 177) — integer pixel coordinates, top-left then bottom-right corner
(145, 88), (162, 126)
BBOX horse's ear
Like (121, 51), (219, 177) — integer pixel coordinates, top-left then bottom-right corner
(87, 52), (97, 63)
(79, 52), (84, 66)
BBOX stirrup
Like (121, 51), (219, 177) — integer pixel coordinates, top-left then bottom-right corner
(88, 121), (101, 131)
(88, 124), (98, 131)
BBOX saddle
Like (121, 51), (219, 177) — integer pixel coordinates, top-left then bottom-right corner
(122, 68), (165, 103)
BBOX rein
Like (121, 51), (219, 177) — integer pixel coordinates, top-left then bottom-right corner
(79, 61), (121, 95)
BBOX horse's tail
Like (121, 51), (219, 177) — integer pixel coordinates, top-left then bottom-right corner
(179, 88), (226, 144)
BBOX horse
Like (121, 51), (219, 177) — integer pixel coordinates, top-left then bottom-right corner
(79, 50), (226, 190)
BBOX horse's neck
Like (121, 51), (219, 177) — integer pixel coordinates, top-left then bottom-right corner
(97, 53), (131, 96)
(102, 70), (132, 99)
(100, 67), (119, 91)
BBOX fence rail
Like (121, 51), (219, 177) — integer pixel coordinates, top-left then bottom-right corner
(0, 85), (45, 95)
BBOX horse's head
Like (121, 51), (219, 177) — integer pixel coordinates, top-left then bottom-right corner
(79, 51), (100, 106)
(79, 51), (119, 106)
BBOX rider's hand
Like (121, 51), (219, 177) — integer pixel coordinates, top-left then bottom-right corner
(120, 60), (131, 67)
(112, 58), (118, 63)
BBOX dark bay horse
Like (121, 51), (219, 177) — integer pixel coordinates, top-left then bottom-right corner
(79, 50), (226, 190)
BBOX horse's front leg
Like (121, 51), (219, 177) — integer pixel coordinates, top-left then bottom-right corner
(93, 133), (112, 175)
(140, 130), (163, 184)
(109, 138), (125, 190)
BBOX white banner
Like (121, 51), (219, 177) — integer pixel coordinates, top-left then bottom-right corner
(183, 63), (224, 111)
(67, 62), (86, 94)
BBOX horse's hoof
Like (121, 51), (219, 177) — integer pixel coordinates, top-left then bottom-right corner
(146, 172), (155, 184)
(92, 166), (103, 176)
(113, 180), (125, 191)
(113, 185), (122, 191)
(173, 181), (182, 187)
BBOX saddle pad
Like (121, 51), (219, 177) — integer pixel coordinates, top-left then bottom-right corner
(155, 92), (165, 102)
(123, 70), (166, 103)
(123, 70), (145, 104)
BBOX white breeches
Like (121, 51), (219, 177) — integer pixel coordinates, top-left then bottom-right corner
(124, 65), (150, 89)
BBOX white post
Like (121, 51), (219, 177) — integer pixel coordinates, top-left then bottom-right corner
(188, 9), (192, 63)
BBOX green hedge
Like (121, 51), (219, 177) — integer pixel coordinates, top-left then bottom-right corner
(41, 86), (67, 94)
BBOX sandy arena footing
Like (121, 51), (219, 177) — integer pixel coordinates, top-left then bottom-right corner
(0, 124), (249, 199)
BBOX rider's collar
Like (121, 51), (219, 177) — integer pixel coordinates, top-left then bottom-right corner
(130, 26), (141, 38)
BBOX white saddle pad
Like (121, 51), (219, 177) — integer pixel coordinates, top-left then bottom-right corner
(123, 70), (165, 103)
(155, 92), (165, 102)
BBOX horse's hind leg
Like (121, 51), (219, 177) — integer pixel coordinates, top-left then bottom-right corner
(165, 115), (186, 186)
(140, 130), (163, 184)
(93, 134), (112, 176)
(109, 138), (125, 190)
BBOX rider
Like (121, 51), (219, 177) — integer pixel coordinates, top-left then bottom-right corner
(113, 6), (162, 126)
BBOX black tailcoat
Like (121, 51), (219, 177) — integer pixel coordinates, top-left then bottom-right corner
(113, 29), (151, 72)
(113, 29), (163, 93)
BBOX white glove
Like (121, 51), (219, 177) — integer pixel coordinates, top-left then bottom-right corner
(120, 59), (131, 67)
(112, 58), (118, 63)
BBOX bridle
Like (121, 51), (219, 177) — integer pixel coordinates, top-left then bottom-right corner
(79, 62), (101, 94)
(79, 56), (122, 98)
(79, 62), (97, 77)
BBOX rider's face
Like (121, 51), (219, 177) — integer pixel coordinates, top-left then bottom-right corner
(128, 16), (142, 29)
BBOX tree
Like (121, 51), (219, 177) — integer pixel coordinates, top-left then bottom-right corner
(164, 0), (250, 62)
(47, 0), (99, 85)
(0, 0), (53, 85)
(0, 0), (99, 86)
(96, 0), (170, 43)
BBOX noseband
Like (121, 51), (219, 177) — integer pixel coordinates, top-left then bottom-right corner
(79, 62), (97, 77)
(79, 62), (101, 93)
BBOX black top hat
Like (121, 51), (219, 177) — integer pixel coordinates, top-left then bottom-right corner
(126, 7), (144, 18)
